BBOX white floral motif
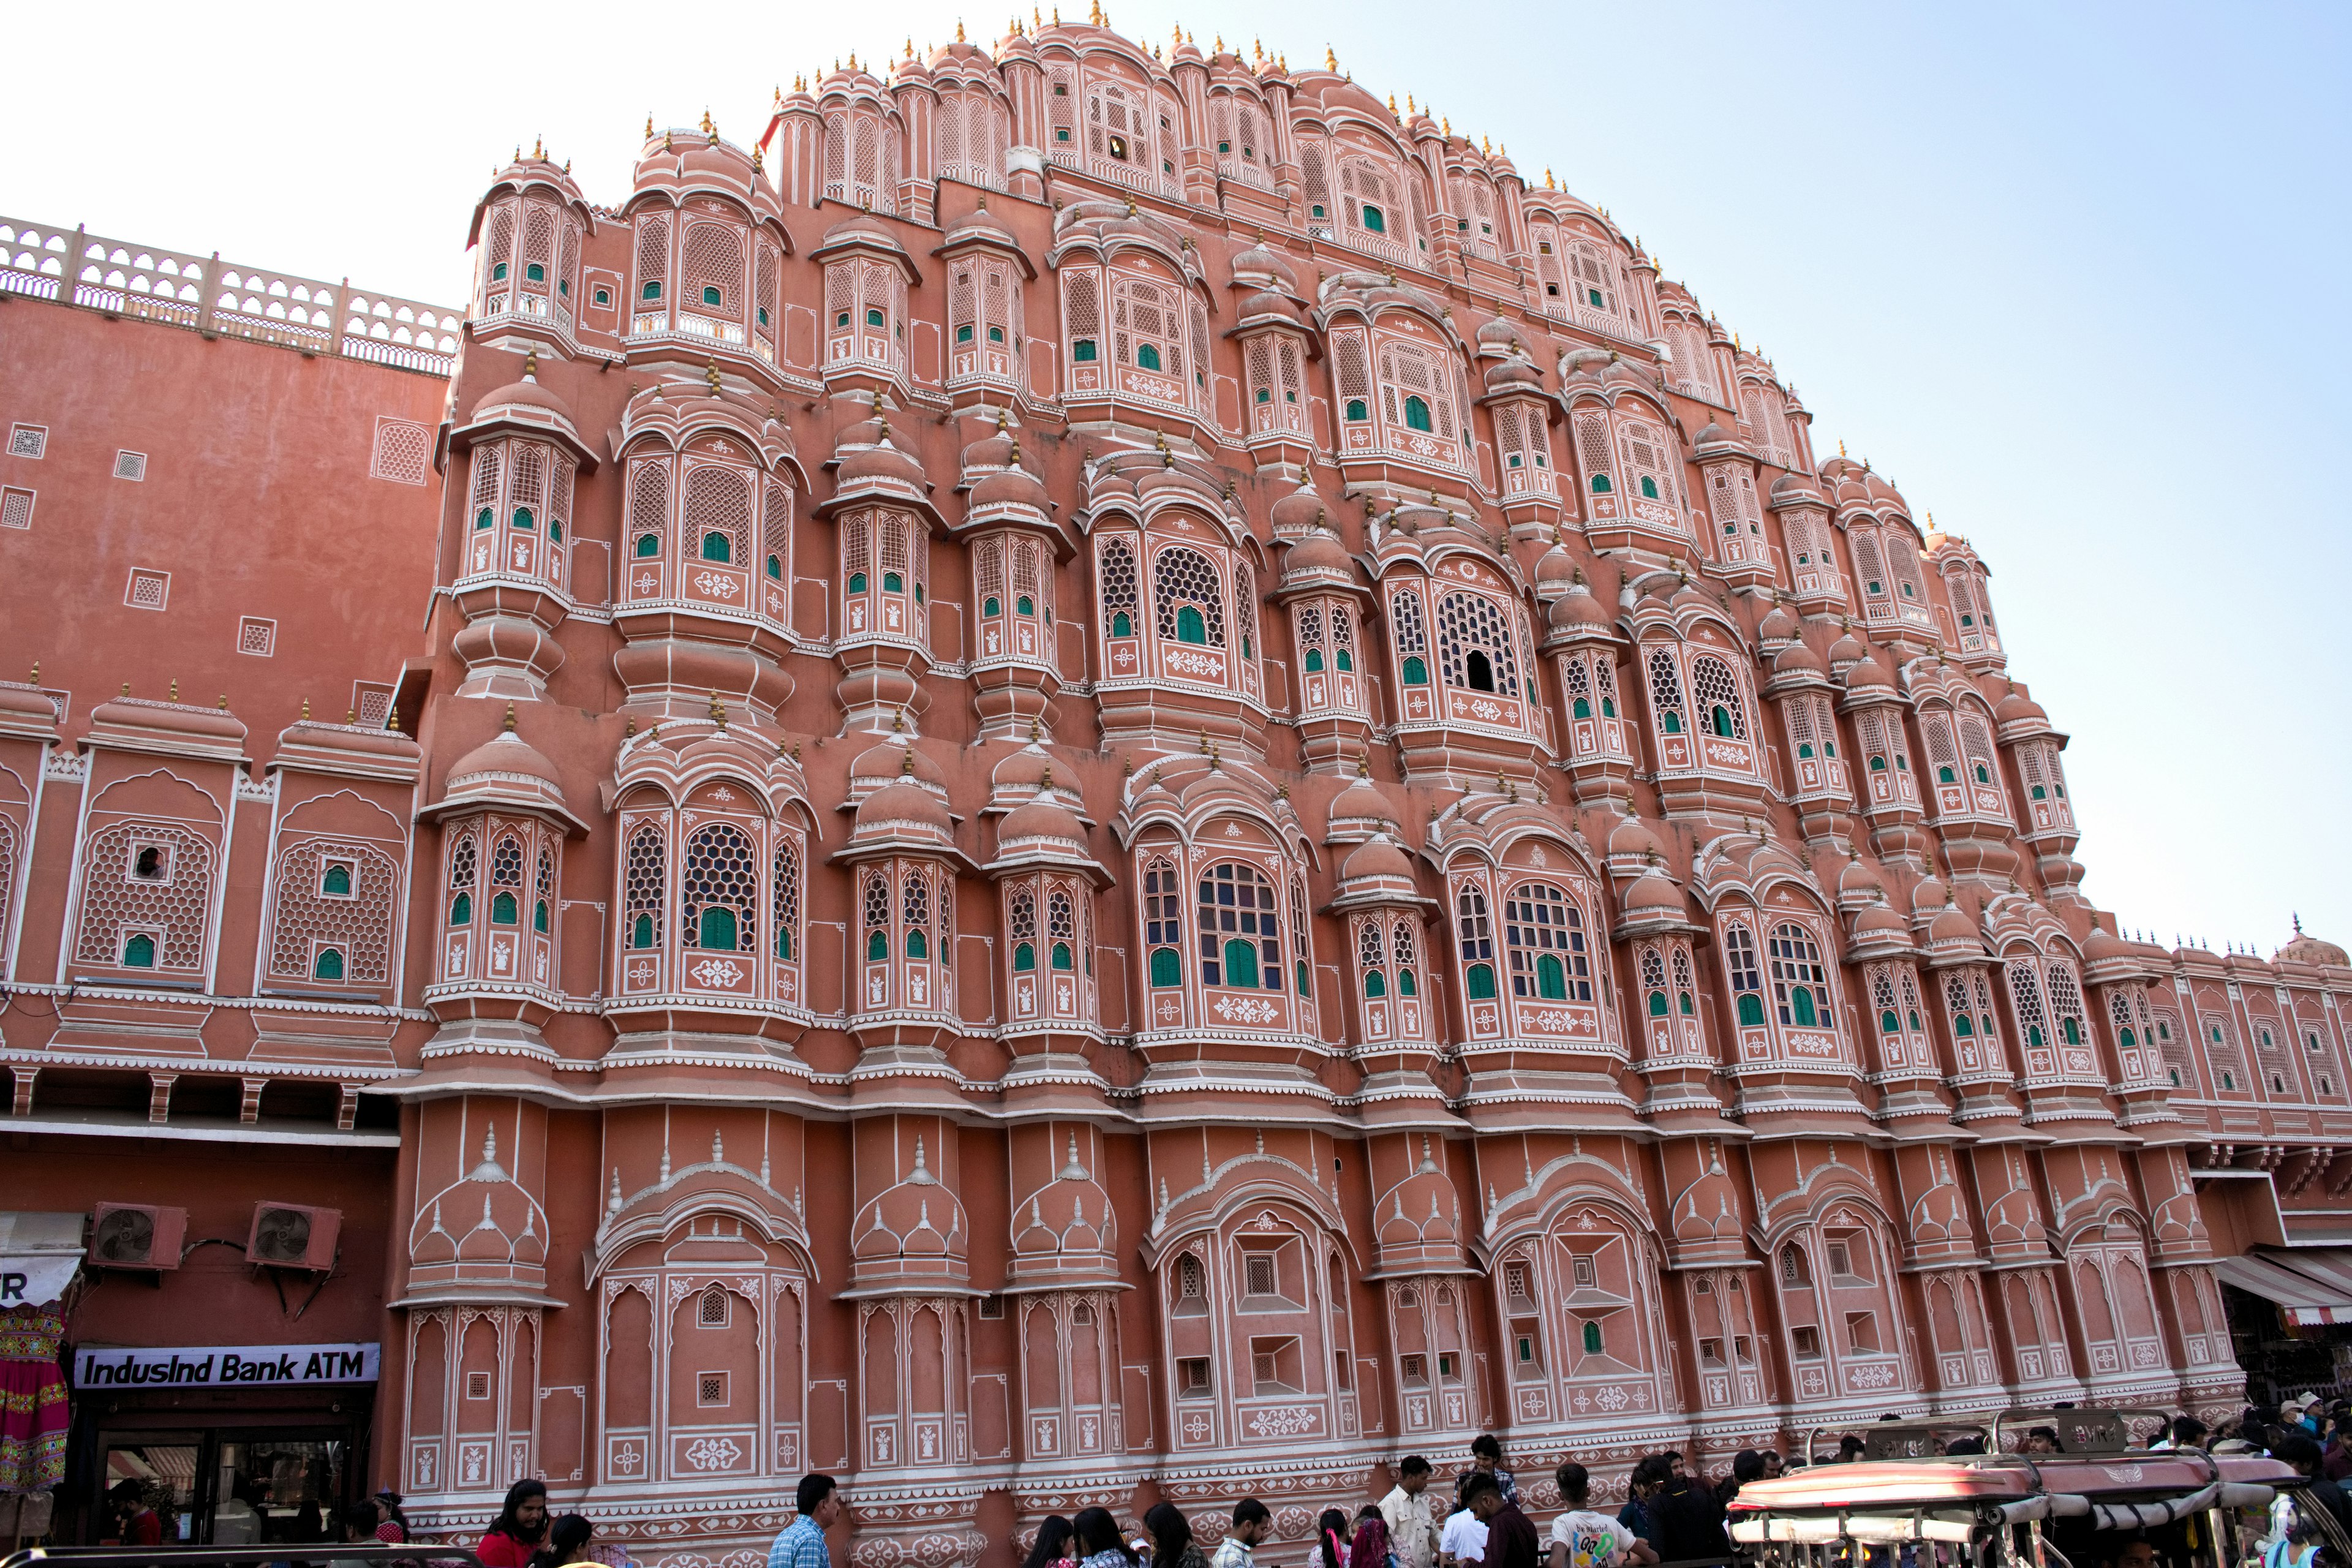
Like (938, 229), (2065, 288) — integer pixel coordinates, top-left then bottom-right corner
(633, 571), (659, 594)
(1213, 994), (1280, 1025)
(1243, 1405), (1317, 1439)
(690, 957), (745, 988)
(682, 1436), (743, 1471)
(627, 958), (657, 987)
(693, 571), (742, 600)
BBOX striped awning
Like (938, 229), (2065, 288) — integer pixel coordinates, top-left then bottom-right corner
(2215, 1251), (2352, 1326)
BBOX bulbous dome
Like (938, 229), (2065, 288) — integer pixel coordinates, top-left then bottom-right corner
(1757, 599), (1799, 643)
(1548, 575), (1610, 631)
(852, 736), (947, 793)
(989, 744), (1055, 797)
(1269, 484), (1328, 535)
(1995, 687), (2049, 728)
(1326, 772), (1401, 837)
(1929, 904), (1978, 947)
(468, 371), (579, 431)
(1623, 869), (1683, 914)
(1340, 835), (1417, 884)
(1608, 812), (1665, 865)
(1838, 855), (1882, 904)
(1852, 902), (1909, 943)
(998, 796), (1087, 849)
(818, 210), (912, 258)
(2281, 923), (2350, 968)
(1476, 314), (1517, 350)
(1483, 356), (1543, 393)
(1535, 538), (1577, 598)
(835, 441), (926, 489)
(1229, 239), (1298, 293)
(1772, 640), (1826, 679)
(448, 729), (562, 791)
(968, 466), (1050, 511)
(1827, 627), (1868, 668)
(1842, 652), (1894, 693)
(856, 779), (952, 832)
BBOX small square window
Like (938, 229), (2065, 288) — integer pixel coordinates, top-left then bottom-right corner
(319, 860), (357, 899)
(236, 616), (277, 656)
(1436, 1351), (1459, 1380)
(466, 1371), (492, 1400)
(7, 424), (46, 459)
(124, 568), (170, 611)
(1243, 1252), (1277, 1298)
(1699, 1337), (1726, 1367)
(129, 843), (173, 883)
(1570, 1254), (1595, 1286)
(1845, 1311), (1879, 1354)
(370, 417), (431, 486)
(594, 287), (612, 307)
(697, 1371), (728, 1406)
(1792, 1325), (1822, 1359)
(0, 486), (32, 530)
(977, 1294), (1005, 1319)
(113, 450), (148, 481)
(1177, 1357), (1212, 1396)
(1400, 1353), (1428, 1386)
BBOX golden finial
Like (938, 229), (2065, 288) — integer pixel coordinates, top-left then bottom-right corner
(710, 690), (726, 726)
(532, 134), (543, 160)
(663, 129), (673, 152)
(957, 18), (967, 40)
(901, 748), (916, 776)
(1442, 115), (1450, 135)
(792, 742), (802, 761)
(1839, 439), (1848, 457)
(1253, 36), (1263, 61)
(752, 143), (764, 173)
(1039, 764), (1053, 790)
(345, 707), (356, 724)
(1090, 0), (1101, 21)
(502, 703), (517, 731)
(892, 709), (906, 733)
(1215, 33), (1224, 52)
(1482, 134), (1491, 155)
(169, 679), (179, 703)
(903, 37), (914, 55)
(301, 697), (310, 720)
(1324, 45), (1336, 70)
(522, 347), (538, 379)
(1387, 92), (1396, 113)
(705, 358), (722, 393)
(26, 661), (36, 684)
(386, 704), (400, 732)
(625, 717), (637, 737)
(121, 682), (130, 696)
(645, 113), (654, 138)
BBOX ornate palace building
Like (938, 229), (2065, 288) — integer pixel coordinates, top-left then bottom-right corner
(2, 12), (2350, 1566)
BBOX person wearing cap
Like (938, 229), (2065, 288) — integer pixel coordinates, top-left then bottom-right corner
(2284, 1394), (2323, 1435)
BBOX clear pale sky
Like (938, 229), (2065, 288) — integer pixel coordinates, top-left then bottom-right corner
(7, 1), (2345, 954)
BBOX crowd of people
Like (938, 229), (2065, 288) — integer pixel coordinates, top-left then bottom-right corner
(433, 1397), (2352, 1568)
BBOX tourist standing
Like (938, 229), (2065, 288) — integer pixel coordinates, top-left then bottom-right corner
(1213, 1501), (1272, 1568)
(1026, 1517), (1079, 1568)
(1145, 1503), (1208, 1568)
(1074, 1507), (1139, 1568)
(768, 1476), (846, 1568)
(532, 1515), (598, 1568)
(1457, 1436), (1518, 1510)
(1547, 1464), (1654, 1568)
(1382, 1457), (1441, 1568)
(480, 1480), (552, 1568)
(1463, 1476), (1537, 1568)
(1441, 1496), (1487, 1568)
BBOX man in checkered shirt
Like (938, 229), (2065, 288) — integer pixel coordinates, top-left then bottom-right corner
(767, 1475), (845, 1568)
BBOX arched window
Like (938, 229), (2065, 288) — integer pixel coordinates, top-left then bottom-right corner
(1435, 590), (1520, 703)
(1049, 888), (1077, 974)
(1648, 649), (1687, 737)
(623, 823), (664, 952)
(322, 862), (352, 897)
(2008, 960), (2052, 1052)
(681, 823), (756, 957)
(1392, 919), (1420, 998)
(314, 947), (345, 981)
(1009, 887), (1036, 974)
(1197, 862), (1281, 991)
(1153, 546), (1225, 649)
(1404, 395), (1432, 432)
(1725, 924), (1765, 1027)
(1142, 857), (1183, 989)
(1780, 1242), (1810, 1287)
(772, 837), (799, 963)
(1768, 923), (1828, 1029)
(1456, 884), (1496, 1001)
(1689, 657), (1749, 742)
(1505, 883), (1591, 1003)
(124, 933), (156, 967)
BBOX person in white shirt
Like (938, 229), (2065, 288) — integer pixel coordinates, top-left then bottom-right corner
(1382, 1457), (1441, 1568)
(1439, 1501), (1487, 1568)
(1213, 1501), (1272, 1568)
(1547, 1464), (1655, 1568)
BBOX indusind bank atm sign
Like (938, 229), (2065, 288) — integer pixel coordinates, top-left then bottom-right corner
(75, 1343), (380, 1389)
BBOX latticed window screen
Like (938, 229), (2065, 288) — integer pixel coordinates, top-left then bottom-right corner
(1356, 918), (1385, 977)
(1642, 947), (1668, 1003)
(1234, 563), (1257, 656)
(269, 840), (396, 982)
(1008, 886), (1036, 951)
(1574, 411), (1613, 485)
(1435, 590), (1519, 695)
(2008, 962), (2052, 1046)
(635, 218), (669, 300)
(1390, 589), (1428, 659)
(74, 824), (215, 969)
(1099, 537), (1137, 636)
(1294, 603), (1324, 662)
(470, 446), (503, 514)
(1504, 883), (1591, 1001)
(1690, 656), (1749, 739)
(1013, 537), (1047, 619)
(1142, 856), (1182, 954)
(755, 243), (780, 332)
(1888, 532), (1930, 606)
(902, 867), (931, 938)
(1152, 546), (1225, 644)
(1668, 320), (1716, 398)
(521, 205), (556, 281)
(682, 464), (752, 567)
(842, 513), (871, 583)
(772, 836), (800, 963)
(1378, 341), (1457, 440)
(1062, 268), (1101, 358)
(1619, 419), (1673, 501)
(509, 443), (546, 526)
(628, 459), (669, 556)
(1111, 274), (1182, 382)
(762, 479), (790, 578)
(861, 870), (889, 949)
(1332, 330), (1373, 411)
(490, 835), (523, 894)
(976, 537), (1005, 611)
(1724, 924), (1763, 1006)
(1390, 917), (1418, 974)
(2046, 961), (2087, 1039)
(1959, 715), (2000, 779)
(1647, 649), (1686, 731)
(623, 824), (665, 948)
(682, 227), (734, 312)
(485, 209), (515, 279)
(1672, 947), (1697, 1009)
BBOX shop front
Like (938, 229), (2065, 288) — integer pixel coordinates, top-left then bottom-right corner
(74, 1342), (380, 1545)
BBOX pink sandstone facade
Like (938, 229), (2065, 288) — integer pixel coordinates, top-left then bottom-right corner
(4, 13), (2351, 1562)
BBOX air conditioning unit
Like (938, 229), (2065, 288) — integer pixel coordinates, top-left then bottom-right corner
(246, 1202), (341, 1270)
(88, 1204), (187, 1270)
